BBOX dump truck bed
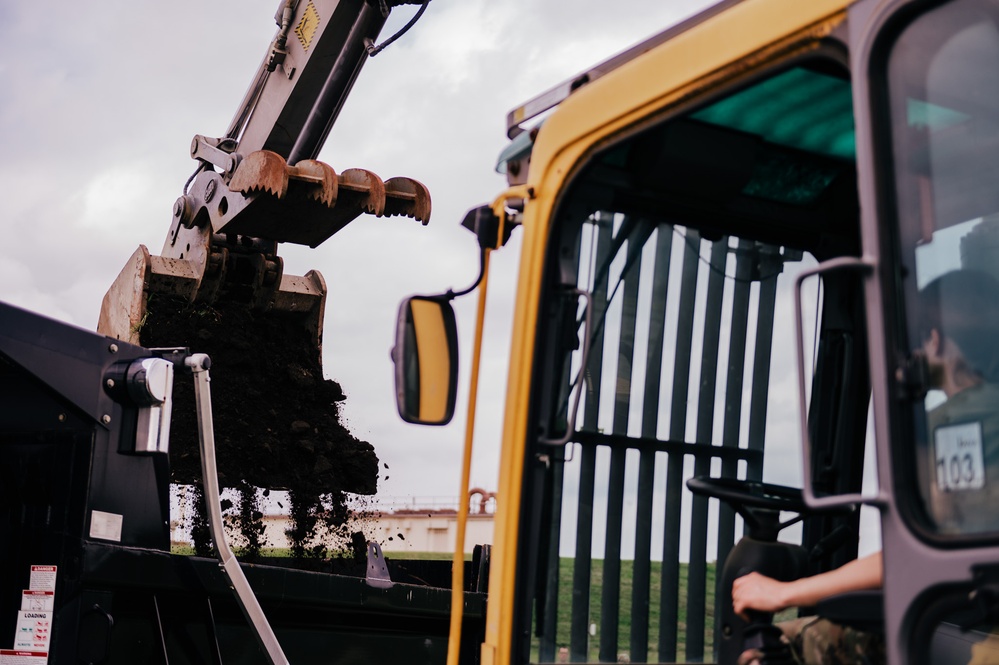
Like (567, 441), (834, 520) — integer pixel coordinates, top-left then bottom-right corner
(0, 299), (484, 665)
(62, 543), (486, 665)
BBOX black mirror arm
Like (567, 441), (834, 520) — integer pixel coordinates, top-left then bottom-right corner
(446, 247), (487, 300)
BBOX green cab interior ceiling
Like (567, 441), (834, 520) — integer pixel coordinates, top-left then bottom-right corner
(692, 66), (856, 162)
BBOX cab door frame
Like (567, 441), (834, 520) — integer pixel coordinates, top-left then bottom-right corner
(850, 0), (999, 662)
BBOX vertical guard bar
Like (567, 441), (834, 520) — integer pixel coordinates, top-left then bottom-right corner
(569, 444), (597, 661)
(540, 222), (589, 660)
(746, 246), (782, 484)
(538, 459), (565, 662)
(686, 238), (729, 660)
(186, 354), (290, 665)
(570, 217), (612, 661)
(660, 227), (701, 661)
(714, 239), (755, 652)
(631, 225), (674, 662)
(599, 442), (627, 662)
(599, 234), (642, 662)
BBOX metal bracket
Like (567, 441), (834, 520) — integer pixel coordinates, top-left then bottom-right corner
(365, 541), (394, 589)
(190, 135), (241, 177)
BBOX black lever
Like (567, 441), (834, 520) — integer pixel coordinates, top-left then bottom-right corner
(742, 621), (795, 664)
(809, 524), (856, 561)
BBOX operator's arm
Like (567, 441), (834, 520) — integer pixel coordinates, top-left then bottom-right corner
(732, 551), (883, 619)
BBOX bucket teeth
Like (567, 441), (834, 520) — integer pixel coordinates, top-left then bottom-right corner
(229, 150), (289, 198)
(220, 150), (432, 246)
(289, 159), (338, 207)
(384, 177), (431, 225)
(338, 168), (386, 217)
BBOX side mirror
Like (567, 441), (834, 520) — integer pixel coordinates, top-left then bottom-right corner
(392, 295), (459, 425)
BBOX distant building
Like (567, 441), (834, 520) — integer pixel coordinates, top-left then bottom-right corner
(360, 488), (497, 554)
(175, 488), (497, 555)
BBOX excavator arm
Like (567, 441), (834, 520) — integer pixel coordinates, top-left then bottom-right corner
(97, 0), (432, 500)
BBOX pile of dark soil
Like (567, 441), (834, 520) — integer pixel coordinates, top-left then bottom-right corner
(140, 295), (378, 557)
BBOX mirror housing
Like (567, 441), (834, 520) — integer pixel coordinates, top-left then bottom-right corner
(392, 295), (459, 425)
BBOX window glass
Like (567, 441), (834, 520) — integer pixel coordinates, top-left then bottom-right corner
(887, 0), (999, 536)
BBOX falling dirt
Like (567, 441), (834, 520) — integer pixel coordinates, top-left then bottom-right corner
(140, 295), (378, 557)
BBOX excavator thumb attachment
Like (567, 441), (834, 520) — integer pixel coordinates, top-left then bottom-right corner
(225, 150), (431, 247)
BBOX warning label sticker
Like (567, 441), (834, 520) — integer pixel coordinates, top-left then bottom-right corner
(5, 567), (54, 663)
(27, 568), (55, 593)
(0, 651), (48, 664)
(295, 1), (320, 51)
(19, 593), (53, 612)
(13, 611), (51, 652)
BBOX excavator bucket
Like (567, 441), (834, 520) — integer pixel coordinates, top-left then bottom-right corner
(98, 244), (326, 351)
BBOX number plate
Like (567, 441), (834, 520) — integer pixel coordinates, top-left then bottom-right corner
(934, 421), (986, 492)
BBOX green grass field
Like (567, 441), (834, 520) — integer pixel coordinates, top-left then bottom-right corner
(532, 558), (717, 663)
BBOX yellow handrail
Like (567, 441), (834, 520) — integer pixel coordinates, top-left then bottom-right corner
(445, 246), (490, 665)
(446, 190), (516, 665)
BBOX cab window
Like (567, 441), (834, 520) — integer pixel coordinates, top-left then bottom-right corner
(885, 0), (999, 539)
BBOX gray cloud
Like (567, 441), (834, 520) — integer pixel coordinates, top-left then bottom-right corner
(1, 0), (718, 500)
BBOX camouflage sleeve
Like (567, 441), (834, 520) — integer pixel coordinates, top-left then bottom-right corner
(737, 616), (885, 665)
(777, 617), (885, 665)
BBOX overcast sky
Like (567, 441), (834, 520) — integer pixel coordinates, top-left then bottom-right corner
(0, 0), (725, 504)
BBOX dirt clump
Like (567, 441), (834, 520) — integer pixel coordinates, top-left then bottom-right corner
(140, 295), (378, 556)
